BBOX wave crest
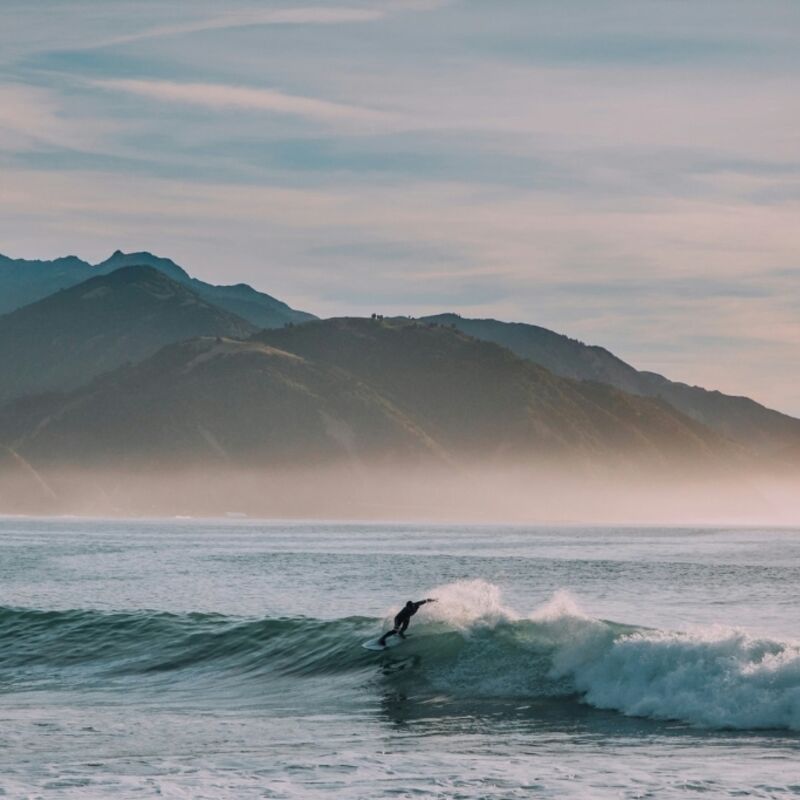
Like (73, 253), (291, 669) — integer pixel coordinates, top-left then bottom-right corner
(553, 624), (800, 730)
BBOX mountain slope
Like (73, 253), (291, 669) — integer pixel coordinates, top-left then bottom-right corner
(0, 250), (315, 328)
(423, 313), (800, 457)
(257, 318), (736, 468)
(0, 337), (441, 467)
(0, 317), (739, 471)
(0, 265), (256, 403)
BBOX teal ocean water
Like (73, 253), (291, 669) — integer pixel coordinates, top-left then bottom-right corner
(1, 518), (799, 798)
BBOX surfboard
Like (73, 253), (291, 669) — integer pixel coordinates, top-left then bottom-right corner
(362, 634), (409, 651)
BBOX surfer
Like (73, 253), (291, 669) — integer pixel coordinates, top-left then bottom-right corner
(378, 598), (436, 647)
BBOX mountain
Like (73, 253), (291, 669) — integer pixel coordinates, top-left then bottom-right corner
(0, 265), (256, 404)
(0, 318), (738, 471)
(422, 314), (800, 457)
(0, 250), (316, 328)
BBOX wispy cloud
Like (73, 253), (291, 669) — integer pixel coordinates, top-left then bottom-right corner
(90, 79), (398, 130)
(99, 7), (385, 47)
(0, 84), (109, 153)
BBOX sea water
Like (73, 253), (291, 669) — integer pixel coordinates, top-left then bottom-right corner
(1, 518), (799, 798)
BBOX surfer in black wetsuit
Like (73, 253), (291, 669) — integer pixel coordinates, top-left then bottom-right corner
(378, 599), (436, 647)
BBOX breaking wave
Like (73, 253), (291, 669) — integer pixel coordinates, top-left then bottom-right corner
(2, 580), (799, 731)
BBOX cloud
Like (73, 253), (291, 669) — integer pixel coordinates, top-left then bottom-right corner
(0, 84), (109, 153)
(89, 78), (399, 130)
(98, 7), (386, 47)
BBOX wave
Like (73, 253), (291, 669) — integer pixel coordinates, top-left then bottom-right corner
(0, 606), (375, 678)
(2, 581), (800, 731)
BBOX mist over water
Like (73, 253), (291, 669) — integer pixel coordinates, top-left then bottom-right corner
(1, 518), (799, 798)
(1, 462), (798, 525)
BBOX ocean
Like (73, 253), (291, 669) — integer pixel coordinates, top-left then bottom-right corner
(1, 517), (799, 798)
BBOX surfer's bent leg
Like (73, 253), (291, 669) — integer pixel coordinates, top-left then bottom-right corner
(378, 628), (399, 646)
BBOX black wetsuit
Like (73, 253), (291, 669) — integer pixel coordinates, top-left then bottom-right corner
(378, 599), (432, 646)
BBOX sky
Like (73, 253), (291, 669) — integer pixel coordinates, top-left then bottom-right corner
(1, 0), (799, 413)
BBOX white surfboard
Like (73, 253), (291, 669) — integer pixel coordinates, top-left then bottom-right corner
(362, 634), (409, 651)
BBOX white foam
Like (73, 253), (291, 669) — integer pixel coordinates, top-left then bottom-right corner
(419, 579), (519, 630)
(528, 589), (588, 623)
(552, 622), (800, 730)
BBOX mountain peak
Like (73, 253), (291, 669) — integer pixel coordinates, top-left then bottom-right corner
(84, 264), (190, 300)
(95, 250), (191, 283)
